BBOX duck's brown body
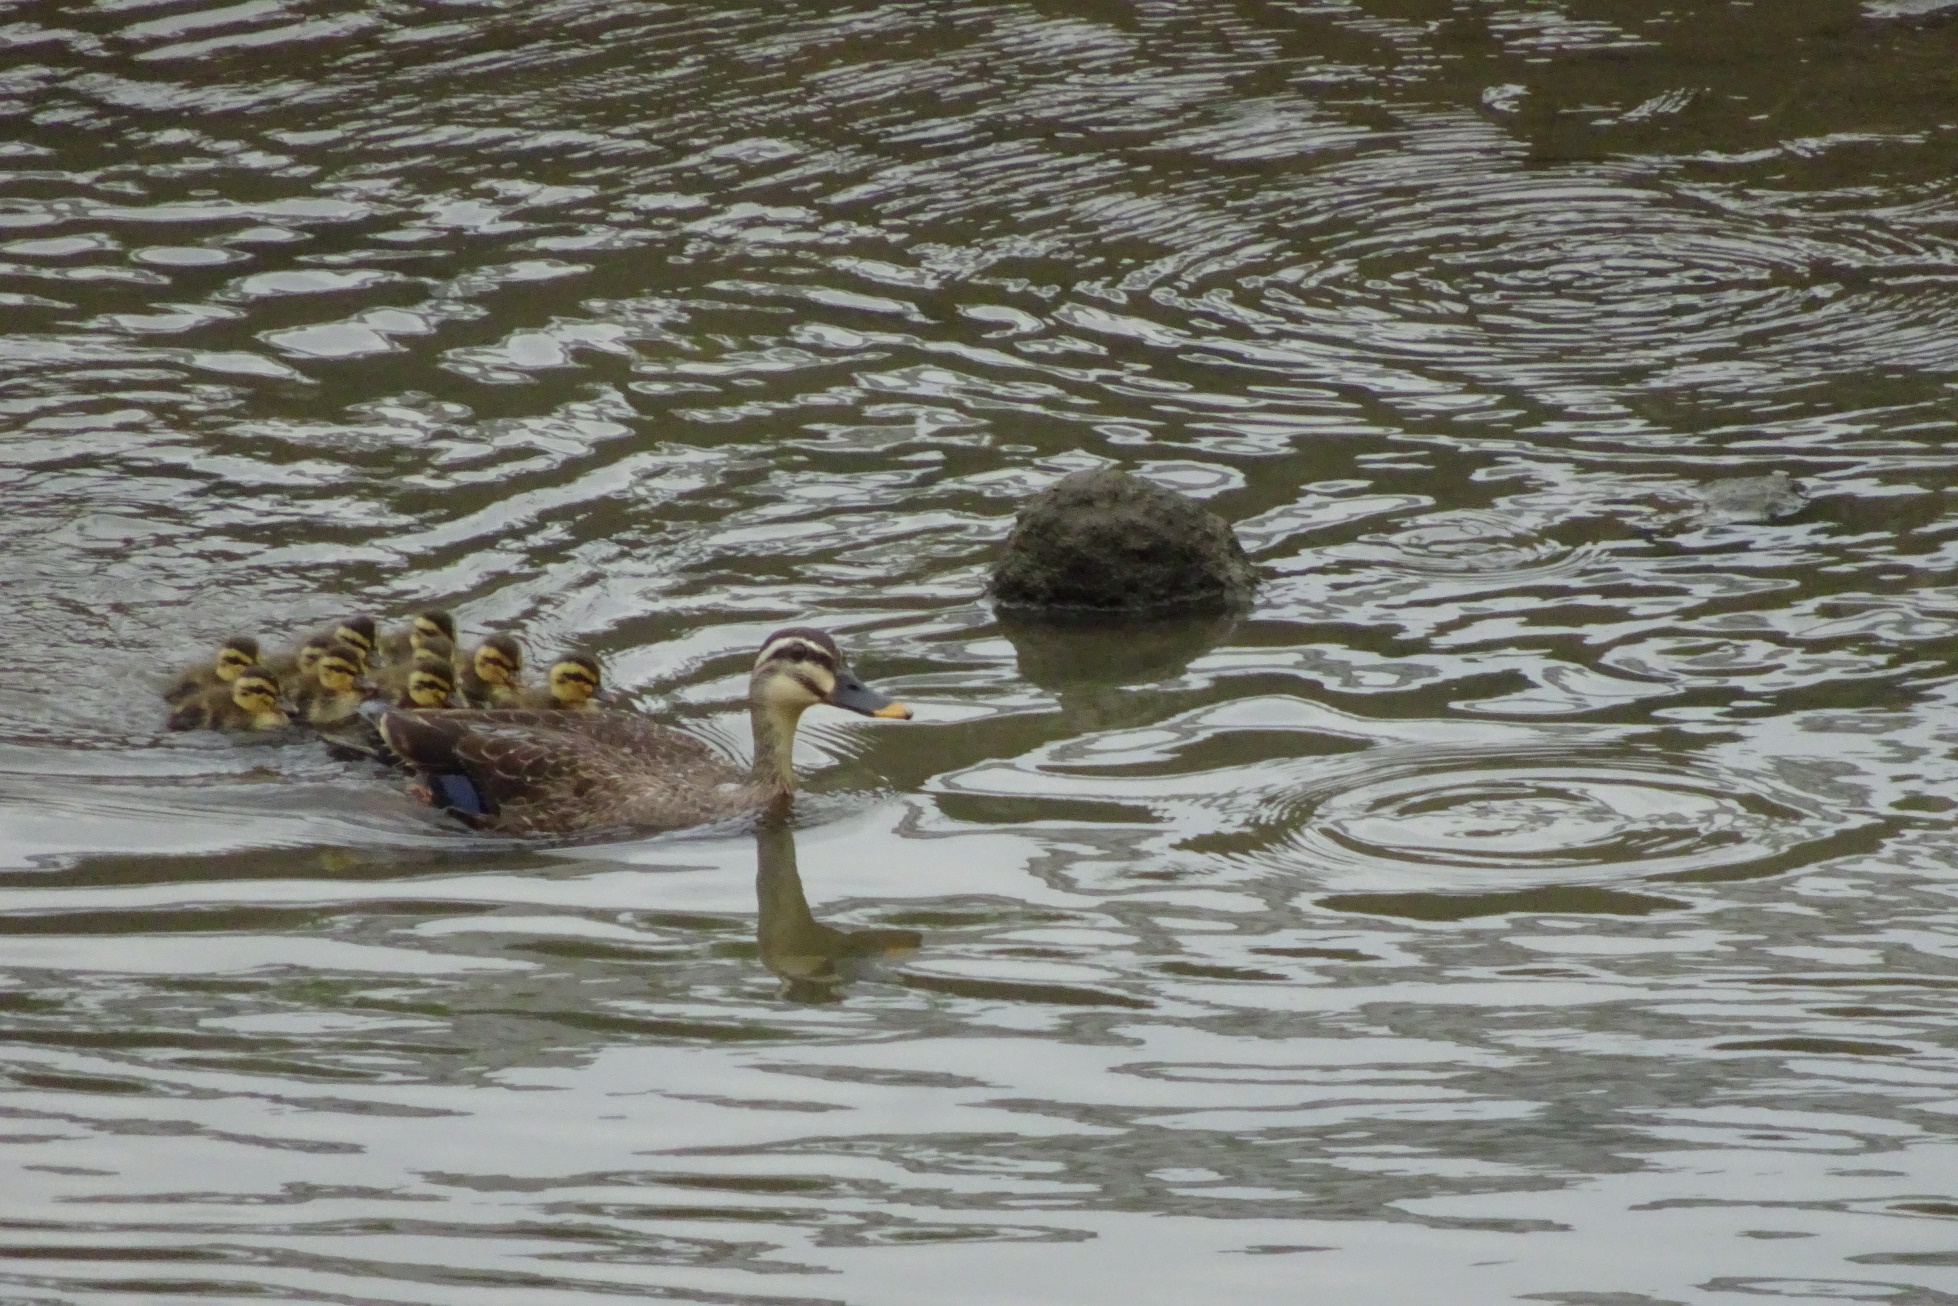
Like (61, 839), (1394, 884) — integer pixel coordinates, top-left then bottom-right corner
(380, 708), (759, 834)
(380, 627), (912, 836)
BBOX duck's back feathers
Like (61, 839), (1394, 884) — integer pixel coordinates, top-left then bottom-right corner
(379, 708), (749, 835)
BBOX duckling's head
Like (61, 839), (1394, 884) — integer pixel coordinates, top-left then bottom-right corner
(230, 670), (287, 721)
(546, 654), (602, 707)
(214, 636), (260, 682)
(315, 642), (364, 693)
(750, 627), (912, 721)
(333, 615), (378, 667)
(410, 610), (457, 650)
(403, 663), (456, 709)
(295, 635), (334, 678)
(473, 634), (524, 687)
(412, 636), (455, 670)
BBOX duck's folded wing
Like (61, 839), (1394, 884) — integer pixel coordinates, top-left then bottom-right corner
(537, 707), (729, 764)
(407, 706), (726, 764)
(379, 710), (639, 820)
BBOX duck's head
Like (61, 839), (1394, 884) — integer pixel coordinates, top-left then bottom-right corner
(403, 662), (457, 709)
(750, 628), (912, 721)
(333, 615), (378, 668)
(473, 634), (524, 687)
(410, 610), (457, 650)
(214, 636), (260, 682)
(230, 669), (288, 724)
(315, 642), (365, 694)
(546, 654), (602, 707)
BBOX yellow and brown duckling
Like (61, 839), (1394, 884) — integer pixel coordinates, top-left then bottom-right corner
(514, 654), (603, 710)
(166, 668), (291, 733)
(375, 636), (456, 698)
(396, 659), (458, 710)
(457, 633), (524, 707)
(292, 641), (372, 726)
(329, 615), (378, 671)
(379, 610), (457, 666)
(259, 613), (374, 687)
(162, 636), (261, 705)
(265, 634), (335, 699)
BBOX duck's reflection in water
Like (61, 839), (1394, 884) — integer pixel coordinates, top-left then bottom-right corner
(755, 814), (922, 1004)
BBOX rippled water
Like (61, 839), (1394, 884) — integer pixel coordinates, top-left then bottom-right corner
(7, 1), (1958, 1301)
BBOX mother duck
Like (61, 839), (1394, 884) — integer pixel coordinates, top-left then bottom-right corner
(379, 627), (911, 835)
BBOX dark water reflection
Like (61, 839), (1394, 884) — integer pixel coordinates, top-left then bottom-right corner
(8, 0), (1958, 1300)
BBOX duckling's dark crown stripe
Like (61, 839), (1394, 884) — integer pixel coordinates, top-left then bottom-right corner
(335, 617), (377, 647)
(478, 634), (523, 660)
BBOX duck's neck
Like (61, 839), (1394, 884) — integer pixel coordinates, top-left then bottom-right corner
(748, 699), (804, 793)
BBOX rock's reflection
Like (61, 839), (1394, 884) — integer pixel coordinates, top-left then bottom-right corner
(755, 815), (922, 1004)
(1000, 612), (1238, 732)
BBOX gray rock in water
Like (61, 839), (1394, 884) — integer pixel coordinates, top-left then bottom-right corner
(992, 469), (1259, 615)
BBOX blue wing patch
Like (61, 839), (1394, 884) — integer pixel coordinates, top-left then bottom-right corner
(429, 772), (491, 818)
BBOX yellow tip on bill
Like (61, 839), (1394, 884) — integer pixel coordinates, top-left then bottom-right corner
(874, 701), (914, 720)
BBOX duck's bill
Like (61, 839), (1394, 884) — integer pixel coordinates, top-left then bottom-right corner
(828, 672), (913, 720)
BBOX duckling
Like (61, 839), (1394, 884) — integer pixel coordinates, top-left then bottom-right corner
(162, 635), (261, 705)
(330, 615), (378, 671)
(457, 633), (524, 707)
(374, 636), (456, 698)
(396, 660), (458, 710)
(514, 654), (603, 710)
(292, 641), (371, 726)
(166, 668), (291, 733)
(381, 626), (912, 835)
(379, 610), (457, 666)
(312, 659), (458, 766)
(263, 634), (335, 699)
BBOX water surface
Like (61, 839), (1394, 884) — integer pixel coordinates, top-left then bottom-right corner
(7, 1), (1958, 1302)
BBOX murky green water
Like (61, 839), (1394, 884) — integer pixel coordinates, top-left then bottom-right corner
(6, 1), (1958, 1301)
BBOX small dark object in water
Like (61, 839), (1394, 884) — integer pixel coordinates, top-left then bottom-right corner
(991, 469), (1258, 615)
(1691, 472), (1807, 525)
